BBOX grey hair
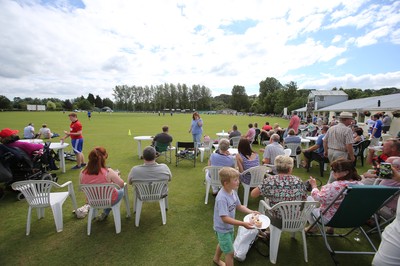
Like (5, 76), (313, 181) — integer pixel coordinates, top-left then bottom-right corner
(218, 138), (230, 151)
(274, 155), (294, 174)
(271, 133), (280, 142)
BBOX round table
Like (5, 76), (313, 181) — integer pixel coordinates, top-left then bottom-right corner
(133, 136), (153, 159)
(216, 132), (229, 140)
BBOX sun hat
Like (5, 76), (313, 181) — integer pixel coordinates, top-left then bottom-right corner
(339, 112), (353, 119)
(0, 128), (19, 138)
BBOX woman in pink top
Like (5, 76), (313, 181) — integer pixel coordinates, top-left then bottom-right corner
(307, 158), (362, 233)
(80, 146), (124, 221)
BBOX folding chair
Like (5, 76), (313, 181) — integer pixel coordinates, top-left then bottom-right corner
(175, 141), (197, 167)
(352, 139), (370, 167)
(308, 185), (400, 265)
(155, 141), (175, 164)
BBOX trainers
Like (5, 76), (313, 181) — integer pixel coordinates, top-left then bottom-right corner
(71, 165), (81, 170)
(96, 212), (108, 221)
(80, 163), (87, 167)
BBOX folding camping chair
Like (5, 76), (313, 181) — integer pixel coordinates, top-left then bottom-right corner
(307, 184), (400, 265)
(175, 141), (197, 167)
(155, 141), (175, 164)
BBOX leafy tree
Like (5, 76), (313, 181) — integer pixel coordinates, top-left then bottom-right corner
(102, 98), (114, 109)
(0, 95), (11, 109)
(230, 85), (249, 111)
(87, 93), (95, 105)
(46, 101), (56, 111)
(63, 99), (73, 110)
(95, 95), (103, 107)
(259, 77), (282, 114)
(76, 99), (93, 110)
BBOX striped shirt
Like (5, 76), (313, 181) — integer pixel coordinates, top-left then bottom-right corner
(324, 123), (353, 152)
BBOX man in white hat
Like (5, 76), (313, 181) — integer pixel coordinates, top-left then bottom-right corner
(323, 112), (355, 183)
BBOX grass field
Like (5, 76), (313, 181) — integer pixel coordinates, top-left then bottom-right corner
(0, 111), (377, 265)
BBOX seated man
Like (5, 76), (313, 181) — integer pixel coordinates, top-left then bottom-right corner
(128, 146), (172, 196)
(302, 125), (329, 168)
(362, 138), (400, 184)
(152, 125), (173, 153)
(260, 121), (272, 142)
(38, 124), (59, 139)
(228, 124), (241, 139)
(23, 123), (38, 139)
(261, 134), (285, 173)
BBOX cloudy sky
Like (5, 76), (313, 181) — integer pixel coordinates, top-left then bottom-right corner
(1, 0), (400, 100)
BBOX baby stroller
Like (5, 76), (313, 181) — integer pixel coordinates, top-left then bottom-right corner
(0, 143), (58, 200)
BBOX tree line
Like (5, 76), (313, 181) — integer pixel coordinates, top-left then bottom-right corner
(0, 77), (399, 114)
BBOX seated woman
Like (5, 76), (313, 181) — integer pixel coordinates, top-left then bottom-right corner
(236, 137), (260, 185)
(251, 155), (306, 214)
(0, 128), (43, 157)
(306, 158), (362, 233)
(283, 129), (301, 146)
(353, 127), (365, 144)
(80, 146), (125, 221)
(206, 138), (235, 195)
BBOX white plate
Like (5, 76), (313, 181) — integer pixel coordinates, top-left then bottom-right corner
(368, 146), (383, 151)
(244, 214), (271, 229)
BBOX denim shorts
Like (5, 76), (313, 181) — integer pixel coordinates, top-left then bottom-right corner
(216, 231), (234, 254)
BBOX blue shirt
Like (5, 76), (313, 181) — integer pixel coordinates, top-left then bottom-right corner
(191, 118), (203, 135)
(315, 134), (325, 154)
(213, 188), (241, 233)
(373, 119), (383, 138)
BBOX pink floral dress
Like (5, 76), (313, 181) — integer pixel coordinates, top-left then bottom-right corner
(311, 180), (362, 223)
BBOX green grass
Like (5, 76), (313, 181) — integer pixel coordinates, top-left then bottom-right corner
(0, 112), (376, 265)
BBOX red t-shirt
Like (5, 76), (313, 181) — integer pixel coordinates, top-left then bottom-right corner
(70, 120), (83, 139)
(262, 125), (273, 131)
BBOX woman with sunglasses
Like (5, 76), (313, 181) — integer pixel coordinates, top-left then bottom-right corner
(306, 158), (362, 234)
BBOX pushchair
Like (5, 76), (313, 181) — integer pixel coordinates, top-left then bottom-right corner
(0, 143), (58, 200)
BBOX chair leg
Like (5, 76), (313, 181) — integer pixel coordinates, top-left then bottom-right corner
(112, 203), (122, 234)
(301, 230), (308, 262)
(159, 199), (167, 225)
(269, 225), (282, 264)
(135, 200), (143, 227)
(50, 202), (64, 233)
(87, 208), (94, 236)
(200, 149), (205, 163)
(123, 184), (131, 218)
(37, 207), (45, 219)
(205, 182), (211, 204)
(243, 185), (250, 207)
(27, 206), (32, 236)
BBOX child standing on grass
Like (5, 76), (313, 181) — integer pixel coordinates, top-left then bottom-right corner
(213, 167), (258, 266)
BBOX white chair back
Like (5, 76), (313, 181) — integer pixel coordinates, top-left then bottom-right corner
(242, 165), (270, 187)
(230, 136), (241, 148)
(13, 180), (53, 207)
(80, 183), (120, 209)
(134, 181), (168, 202)
(203, 166), (224, 204)
(285, 143), (300, 157)
(284, 148), (292, 157)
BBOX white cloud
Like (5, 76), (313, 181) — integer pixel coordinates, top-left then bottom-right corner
(0, 0), (398, 100)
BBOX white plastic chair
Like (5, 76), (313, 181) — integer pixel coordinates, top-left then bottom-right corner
(132, 180), (168, 227)
(11, 180), (78, 235)
(241, 165), (270, 207)
(229, 136), (241, 148)
(79, 183), (131, 235)
(199, 140), (213, 163)
(285, 143), (301, 168)
(284, 148), (291, 157)
(203, 166), (224, 204)
(259, 200), (320, 264)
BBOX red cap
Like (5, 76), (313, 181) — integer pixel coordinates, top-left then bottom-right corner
(0, 128), (19, 138)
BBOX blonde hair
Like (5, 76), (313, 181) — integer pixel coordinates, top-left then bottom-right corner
(219, 167), (239, 185)
(275, 155), (294, 174)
